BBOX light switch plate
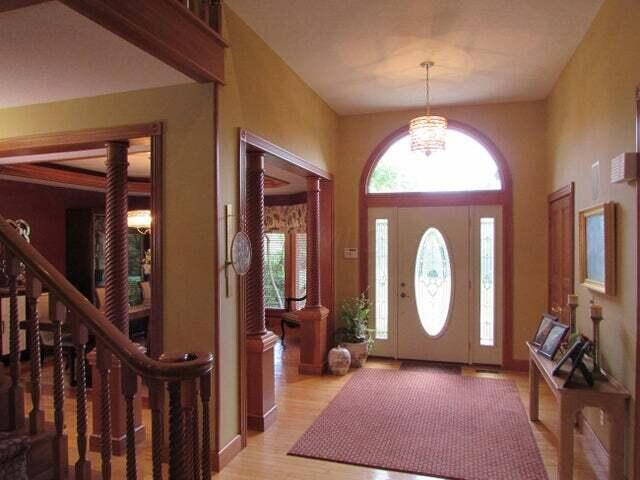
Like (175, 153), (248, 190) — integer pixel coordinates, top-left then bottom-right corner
(343, 247), (358, 259)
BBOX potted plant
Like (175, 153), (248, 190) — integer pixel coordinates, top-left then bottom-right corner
(336, 292), (374, 368)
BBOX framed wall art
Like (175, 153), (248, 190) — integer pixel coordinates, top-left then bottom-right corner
(579, 202), (616, 295)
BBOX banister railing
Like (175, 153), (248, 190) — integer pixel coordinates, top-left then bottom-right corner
(175, 0), (221, 31)
(0, 214), (214, 480)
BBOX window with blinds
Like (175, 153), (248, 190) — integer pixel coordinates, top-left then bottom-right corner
(264, 233), (286, 309)
(295, 233), (307, 308)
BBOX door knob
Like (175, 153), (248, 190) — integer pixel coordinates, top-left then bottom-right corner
(400, 292), (410, 299)
(400, 282), (406, 287)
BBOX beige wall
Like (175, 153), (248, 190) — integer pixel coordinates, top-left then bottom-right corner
(546, 0), (639, 474)
(217, 6), (338, 446)
(335, 101), (549, 364)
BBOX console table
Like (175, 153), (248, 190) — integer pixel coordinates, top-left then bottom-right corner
(527, 342), (629, 479)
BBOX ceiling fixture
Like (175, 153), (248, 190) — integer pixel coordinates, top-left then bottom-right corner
(128, 210), (152, 235)
(409, 61), (447, 155)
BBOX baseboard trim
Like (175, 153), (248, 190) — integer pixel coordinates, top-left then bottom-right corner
(504, 359), (528, 372)
(298, 362), (326, 375)
(577, 413), (609, 477)
(213, 434), (243, 472)
(247, 404), (277, 432)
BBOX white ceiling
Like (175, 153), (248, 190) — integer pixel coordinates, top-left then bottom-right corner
(226, 0), (603, 115)
(264, 155), (308, 195)
(0, 1), (192, 109)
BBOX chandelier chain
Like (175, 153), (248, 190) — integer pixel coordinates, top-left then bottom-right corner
(425, 62), (431, 115)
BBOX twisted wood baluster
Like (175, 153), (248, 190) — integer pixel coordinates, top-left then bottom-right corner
(200, 372), (211, 480)
(169, 381), (185, 480)
(122, 365), (139, 480)
(192, 395), (200, 480)
(72, 314), (92, 480)
(26, 274), (44, 434)
(7, 255), (24, 430)
(182, 379), (196, 479)
(149, 380), (165, 480)
(97, 342), (113, 479)
(51, 295), (68, 479)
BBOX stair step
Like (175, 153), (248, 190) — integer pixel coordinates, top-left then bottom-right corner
(5, 423), (68, 480)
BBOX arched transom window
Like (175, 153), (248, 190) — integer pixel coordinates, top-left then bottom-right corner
(368, 129), (502, 193)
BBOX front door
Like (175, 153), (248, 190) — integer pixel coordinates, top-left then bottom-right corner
(397, 207), (470, 363)
(369, 205), (503, 365)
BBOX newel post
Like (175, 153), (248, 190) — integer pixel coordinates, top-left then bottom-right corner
(297, 177), (329, 375)
(245, 152), (278, 431)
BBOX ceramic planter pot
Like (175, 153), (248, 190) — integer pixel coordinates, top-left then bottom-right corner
(343, 341), (368, 368)
(328, 345), (351, 375)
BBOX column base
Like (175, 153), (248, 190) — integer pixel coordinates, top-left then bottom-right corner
(296, 306), (329, 376)
(246, 331), (278, 432)
(87, 351), (146, 456)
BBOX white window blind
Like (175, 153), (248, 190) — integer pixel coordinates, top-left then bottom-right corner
(295, 233), (307, 308)
(264, 233), (286, 309)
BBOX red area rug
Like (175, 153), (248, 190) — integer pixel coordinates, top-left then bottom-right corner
(289, 368), (548, 480)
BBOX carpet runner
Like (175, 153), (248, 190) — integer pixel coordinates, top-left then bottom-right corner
(289, 368), (547, 480)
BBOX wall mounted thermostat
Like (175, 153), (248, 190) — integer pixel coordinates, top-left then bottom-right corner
(343, 247), (358, 259)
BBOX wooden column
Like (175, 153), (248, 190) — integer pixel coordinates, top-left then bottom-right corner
(246, 152), (278, 431)
(297, 177), (329, 375)
(90, 141), (145, 455)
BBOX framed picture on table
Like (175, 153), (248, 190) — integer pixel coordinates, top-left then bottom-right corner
(532, 314), (558, 348)
(538, 321), (569, 360)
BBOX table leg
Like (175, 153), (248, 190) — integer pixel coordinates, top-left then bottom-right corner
(558, 399), (575, 480)
(608, 403), (625, 480)
(529, 358), (540, 421)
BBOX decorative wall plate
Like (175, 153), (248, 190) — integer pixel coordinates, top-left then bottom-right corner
(230, 231), (251, 276)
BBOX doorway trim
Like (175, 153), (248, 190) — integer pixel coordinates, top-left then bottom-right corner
(0, 122), (164, 358)
(547, 182), (575, 318)
(358, 120), (516, 368)
(237, 128), (333, 446)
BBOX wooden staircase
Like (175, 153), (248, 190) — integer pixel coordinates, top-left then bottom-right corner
(0, 214), (215, 479)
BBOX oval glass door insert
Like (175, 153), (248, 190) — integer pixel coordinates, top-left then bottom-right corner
(415, 228), (452, 336)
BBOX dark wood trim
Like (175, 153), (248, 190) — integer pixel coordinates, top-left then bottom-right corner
(635, 85), (640, 480)
(0, 0), (46, 13)
(358, 120), (516, 368)
(149, 132), (163, 359)
(0, 163), (151, 195)
(264, 192), (307, 206)
(366, 191), (505, 208)
(59, 0), (227, 83)
(238, 132), (248, 448)
(212, 434), (242, 472)
(0, 123), (161, 158)
(547, 183), (575, 316)
(241, 130), (332, 181)
(321, 179), (335, 345)
(212, 83), (223, 460)
(548, 182), (575, 203)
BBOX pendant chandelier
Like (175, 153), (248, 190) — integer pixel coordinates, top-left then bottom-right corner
(128, 210), (152, 235)
(409, 61), (447, 155)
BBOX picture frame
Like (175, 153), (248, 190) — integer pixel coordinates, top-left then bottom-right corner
(552, 336), (594, 387)
(532, 313), (558, 348)
(579, 202), (616, 295)
(538, 321), (569, 360)
(552, 335), (585, 375)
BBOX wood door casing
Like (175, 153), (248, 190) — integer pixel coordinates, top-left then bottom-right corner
(548, 184), (575, 324)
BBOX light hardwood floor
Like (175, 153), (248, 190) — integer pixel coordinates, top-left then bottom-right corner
(22, 335), (605, 480)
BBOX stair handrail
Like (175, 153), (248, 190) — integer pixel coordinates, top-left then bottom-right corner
(0, 214), (213, 381)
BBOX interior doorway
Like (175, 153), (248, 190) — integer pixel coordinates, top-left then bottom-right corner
(548, 183), (575, 325)
(237, 129), (334, 442)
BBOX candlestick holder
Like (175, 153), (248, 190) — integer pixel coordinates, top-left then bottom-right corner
(590, 311), (605, 378)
